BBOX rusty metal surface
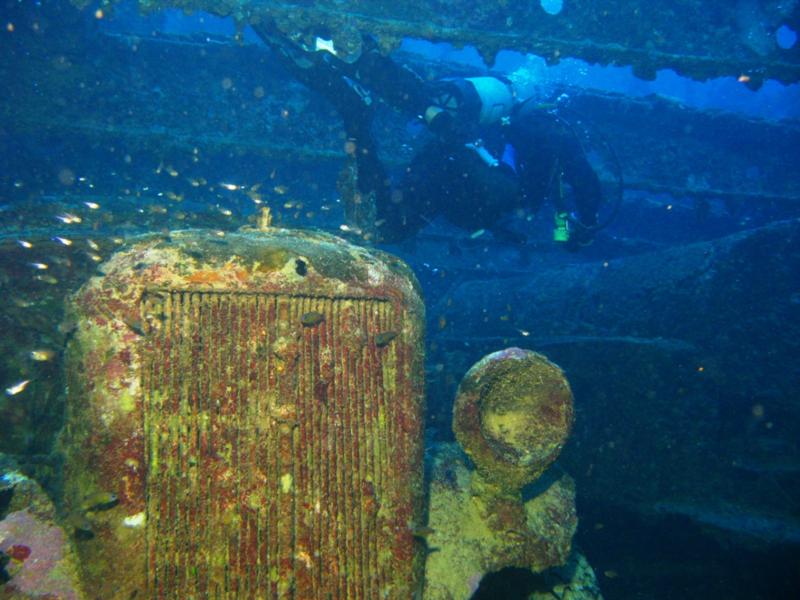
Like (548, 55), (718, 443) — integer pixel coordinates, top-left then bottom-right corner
(60, 228), (426, 599)
(119, 0), (800, 85)
(453, 348), (574, 491)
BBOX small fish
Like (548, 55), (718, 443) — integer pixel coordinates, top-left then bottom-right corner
(53, 236), (72, 246)
(30, 262), (48, 270)
(273, 185), (289, 195)
(30, 349), (55, 362)
(87, 239), (100, 251)
(58, 318), (77, 335)
(12, 297), (35, 308)
(470, 228), (486, 239)
(375, 331), (398, 347)
(55, 213), (82, 224)
(72, 518), (95, 541)
(83, 201), (100, 209)
(123, 318), (146, 336)
(17, 240), (33, 249)
(219, 182), (240, 191)
(5, 380), (30, 396)
(300, 311), (325, 327)
(82, 491), (119, 512)
(411, 525), (435, 539)
(35, 274), (59, 285)
(100, 305), (145, 336)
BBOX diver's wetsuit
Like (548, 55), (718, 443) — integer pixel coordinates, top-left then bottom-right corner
(252, 22), (603, 245)
(381, 102), (603, 243)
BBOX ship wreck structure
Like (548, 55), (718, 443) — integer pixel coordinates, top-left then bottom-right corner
(1, 0), (799, 598)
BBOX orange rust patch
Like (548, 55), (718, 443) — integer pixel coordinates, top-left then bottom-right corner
(185, 270), (225, 284)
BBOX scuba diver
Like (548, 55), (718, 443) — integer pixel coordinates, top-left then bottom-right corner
(251, 20), (606, 249)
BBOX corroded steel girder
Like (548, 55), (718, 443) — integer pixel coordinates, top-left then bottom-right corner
(99, 0), (800, 86)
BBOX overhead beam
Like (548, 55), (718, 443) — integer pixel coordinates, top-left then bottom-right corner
(94, 0), (800, 86)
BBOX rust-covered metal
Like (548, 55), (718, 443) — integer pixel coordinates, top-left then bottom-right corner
(423, 349), (577, 598)
(453, 347), (574, 492)
(59, 227), (426, 599)
(85, 0), (800, 86)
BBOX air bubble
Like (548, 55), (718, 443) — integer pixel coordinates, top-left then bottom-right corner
(540, 0), (564, 16)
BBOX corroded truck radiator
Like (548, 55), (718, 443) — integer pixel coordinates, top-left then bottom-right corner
(60, 229), (425, 599)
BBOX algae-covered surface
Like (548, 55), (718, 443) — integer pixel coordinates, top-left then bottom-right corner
(57, 227), (427, 598)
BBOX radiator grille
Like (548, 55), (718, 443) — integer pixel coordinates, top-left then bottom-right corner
(140, 290), (414, 599)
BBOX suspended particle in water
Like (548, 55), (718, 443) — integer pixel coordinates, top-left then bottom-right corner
(540, 0), (564, 16)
